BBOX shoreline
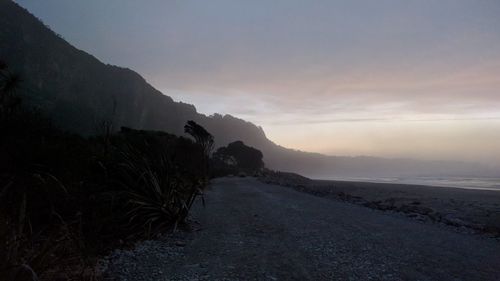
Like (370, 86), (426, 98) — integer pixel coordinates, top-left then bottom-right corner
(259, 171), (500, 238)
(316, 178), (500, 193)
(311, 177), (500, 192)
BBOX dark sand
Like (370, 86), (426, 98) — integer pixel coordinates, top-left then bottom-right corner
(260, 172), (500, 237)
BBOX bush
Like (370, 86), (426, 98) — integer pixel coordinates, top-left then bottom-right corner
(0, 115), (210, 280)
(211, 140), (264, 177)
(0, 62), (212, 279)
(115, 129), (206, 237)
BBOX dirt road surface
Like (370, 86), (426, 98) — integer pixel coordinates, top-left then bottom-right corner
(106, 177), (500, 280)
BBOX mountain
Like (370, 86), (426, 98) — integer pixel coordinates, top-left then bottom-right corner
(0, 1), (266, 143)
(1, 0), (497, 178)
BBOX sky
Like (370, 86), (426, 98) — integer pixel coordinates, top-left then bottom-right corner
(15, 0), (500, 166)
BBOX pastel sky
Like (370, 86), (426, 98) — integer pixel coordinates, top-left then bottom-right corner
(16, 0), (500, 166)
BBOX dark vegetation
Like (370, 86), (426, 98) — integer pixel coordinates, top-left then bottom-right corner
(211, 141), (265, 177)
(0, 60), (220, 280)
(0, 57), (266, 280)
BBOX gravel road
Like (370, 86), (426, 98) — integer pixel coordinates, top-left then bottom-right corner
(106, 177), (500, 280)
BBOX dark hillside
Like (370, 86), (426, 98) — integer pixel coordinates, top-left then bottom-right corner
(0, 0), (198, 134)
(0, 0), (281, 168)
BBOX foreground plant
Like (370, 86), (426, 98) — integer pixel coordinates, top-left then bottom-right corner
(119, 148), (205, 238)
(0, 174), (74, 281)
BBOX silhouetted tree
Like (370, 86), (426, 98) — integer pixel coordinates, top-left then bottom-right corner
(184, 120), (214, 178)
(212, 141), (264, 175)
(94, 96), (117, 156)
(184, 120), (214, 157)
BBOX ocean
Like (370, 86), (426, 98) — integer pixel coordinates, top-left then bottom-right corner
(320, 176), (500, 191)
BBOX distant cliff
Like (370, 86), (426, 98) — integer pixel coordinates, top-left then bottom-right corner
(1, 0), (496, 178)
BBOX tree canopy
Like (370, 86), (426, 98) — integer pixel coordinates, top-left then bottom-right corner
(212, 141), (264, 174)
(184, 120), (214, 157)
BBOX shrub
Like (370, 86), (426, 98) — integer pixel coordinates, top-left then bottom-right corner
(211, 140), (264, 177)
(0, 62), (213, 279)
(117, 147), (204, 237)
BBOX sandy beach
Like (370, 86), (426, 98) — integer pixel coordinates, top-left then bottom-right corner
(260, 171), (500, 238)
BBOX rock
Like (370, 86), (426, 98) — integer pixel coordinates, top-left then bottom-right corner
(427, 212), (442, 221)
(175, 241), (187, 247)
(398, 204), (433, 215)
(442, 214), (468, 227)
